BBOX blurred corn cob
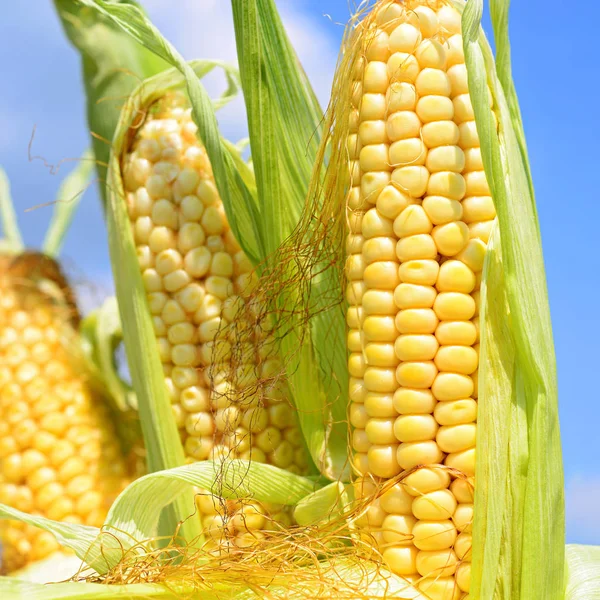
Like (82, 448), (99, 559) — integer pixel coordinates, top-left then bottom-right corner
(121, 92), (308, 549)
(0, 252), (129, 573)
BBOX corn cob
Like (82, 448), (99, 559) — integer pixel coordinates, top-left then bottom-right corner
(344, 1), (494, 597)
(121, 93), (307, 549)
(0, 253), (127, 573)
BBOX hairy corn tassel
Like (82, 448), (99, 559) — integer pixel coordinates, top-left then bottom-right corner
(121, 93), (307, 550)
(0, 253), (128, 573)
(344, 2), (494, 597)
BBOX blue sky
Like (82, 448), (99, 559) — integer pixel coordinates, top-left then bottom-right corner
(1, 1), (598, 543)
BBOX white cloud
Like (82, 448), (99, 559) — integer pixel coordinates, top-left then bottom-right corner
(566, 475), (600, 545)
(141, 0), (340, 140)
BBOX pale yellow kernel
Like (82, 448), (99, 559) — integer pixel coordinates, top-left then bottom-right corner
(210, 252), (234, 278)
(389, 138), (427, 167)
(183, 246), (212, 278)
(394, 414), (438, 442)
(394, 283), (437, 309)
(206, 275), (233, 300)
(413, 489), (458, 521)
(346, 233), (365, 255)
(394, 205), (432, 238)
(347, 133), (361, 160)
(458, 121), (479, 149)
(360, 93), (387, 121)
(353, 452), (369, 475)
(163, 269), (191, 292)
(365, 29), (390, 62)
(456, 561), (471, 593)
(415, 39), (446, 70)
(432, 221), (469, 257)
(395, 307), (438, 336)
(388, 52), (420, 84)
(148, 225), (175, 253)
(456, 238), (487, 272)
(350, 378), (367, 403)
(380, 482), (414, 515)
(347, 306), (364, 329)
(450, 478), (475, 504)
(352, 429), (370, 453)
(418, 576), (461, 600)
(416, 68), (451, 97)
(446, 34), (464, 68)
(387, 82), (417, 113)
(435, 345), (478, 375)
(346, 254), (366, 281)
(386, 111), (421, 142)
(416, 95), (454, 123)
(453, 503), (474, 533)
(422, 195), (462, 225)
(434, 292), (476, 321)
(392, 165), (430, 197)
(364, 61), (390, 93)
(455, 532), (473, 562)
(436, 260), (476, 294)
(347, 281), (366, 305)
(397, 440), (443, 470)
(368, 445), (402, 478)
(382, 546), (418, 576)
(365, 392), (396, 417)
(412, 519), (457, 551)
(426, 146), (465, 173)
(172, 343), (199, 367)
(396, 360), (437, 389)
(350, 403), (370, 429)
(356, 499), (387, 528)
(136, 245), (153, 270)
(201, 206), (225, 235)
(410, 5), (439, 38)
(437, 423), (477, 454)
(464, 171), (491, 196)
(349, 108), (360, 133)
(362, 208), (394, 239)
(376, 2), (404, 32)
(389, 22), (422, 53)
(363, 236), (397, 263)
(461, 196), (495, 223)
(398, 259), (439, 286)
(362, 172), (391, 204)
(435, 322), (477, 347)
(377, 185), (413, 219)
(427, 172), (466, 201)
(364, 262), (401, 290)
(349, 352), (366, 378)
(151, 199), (178, 229)
(445, 447), (476, 476)
(362, 290), (397, 315)
(396, 233), (437, 261)
(142, 269), (163, 292)
(393, 387), (436, 415)
(395, 334), (439, 361)
(382, 513), (417, 544)
(453, 94), (474, 123)
(348, 330), (363, 353)
(464, 147), (483, 171)
(178, 222), (206, 254)
(360, 144), (389, 172)
(364, 366), (399, 392)
(448, 64), (469, 97)
(196, 179), (218, 205)
(432, 373), (474, 401)
(366, 418), (397, 444)
(416, 548), (458, 578)
(469, 220), (495, 243)
(405, 467), (451, 496)
(193, 293), (221, 323)
(155, 249), (182, 276)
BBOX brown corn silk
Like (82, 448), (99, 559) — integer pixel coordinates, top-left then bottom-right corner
(338, 1), (492, 597)
(0, 253), (128, 573)
(120, 92), (308, 551)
